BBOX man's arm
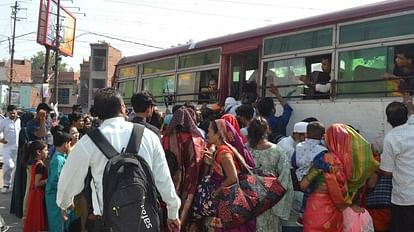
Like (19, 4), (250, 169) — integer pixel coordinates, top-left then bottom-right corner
(33, 110), (48, 139)
(148, 133), (181, 219)
(403, 94), (414, 115)
(270, 83), (287, 106)
(379, 135), (396, 176)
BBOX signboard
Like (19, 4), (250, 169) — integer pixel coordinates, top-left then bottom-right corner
(36, 0), (76, 56)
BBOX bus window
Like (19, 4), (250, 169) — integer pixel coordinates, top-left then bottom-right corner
(338, 47), (388, 97)
(176, 69), (219, 104)
(386, 44), (414, 95)
(230, 50), (259, 102)
(118, 79), (135, 105)
(263, 57), (305, 98)
(142, 75), (175, 103)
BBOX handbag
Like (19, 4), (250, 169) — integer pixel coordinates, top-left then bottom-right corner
(192, 174), (217, 219)
(214, 145), (286, 229)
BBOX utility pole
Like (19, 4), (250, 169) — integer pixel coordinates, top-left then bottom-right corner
(54, 0), (61, 104)
(8, 1), (19, 106)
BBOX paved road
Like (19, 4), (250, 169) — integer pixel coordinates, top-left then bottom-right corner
(0, 173), (23, 231)
(0, 144), (23, 231)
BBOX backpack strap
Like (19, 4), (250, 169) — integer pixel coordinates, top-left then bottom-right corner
(88, 128), (120, 160)
(125, 124), (145, 154)
(88, 124), (146, 160)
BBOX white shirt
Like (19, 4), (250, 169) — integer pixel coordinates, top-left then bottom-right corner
(0, 117), (21, 149)
(57, 117), (181, 219)
(380, 115), (414, 205)
(277, 136), (296, 164)
(295, 139), (327, 181)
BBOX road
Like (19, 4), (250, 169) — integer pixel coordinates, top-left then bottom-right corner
(0, 144), (23, 231)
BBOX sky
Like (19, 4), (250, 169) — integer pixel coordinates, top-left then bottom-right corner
(0, 0), (388, 71)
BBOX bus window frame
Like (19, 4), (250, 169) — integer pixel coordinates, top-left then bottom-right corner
(177, 48), (221, 70)
(334, 39), (414, 98)
(175, 66), (221, 103)
(117, 64), (139, 80)
(142, 56), (176, 75)
(262, 25), (335, 60)
(260, 49), (335, 100)
(141, 72), (177, 100)
(337, 10), (414, 49)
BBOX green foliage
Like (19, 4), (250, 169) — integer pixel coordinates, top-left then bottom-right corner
(30, 51), (70, 72)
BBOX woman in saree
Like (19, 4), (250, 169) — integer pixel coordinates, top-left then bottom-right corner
(301, 124), (378, 232)
(162, 106), (207, 230)
(205, 119), (256, 232)
(247, 117), (294, 232)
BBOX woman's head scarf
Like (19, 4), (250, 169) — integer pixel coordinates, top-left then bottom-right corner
(163, 106), (202, 137)
(325, 124), (379, 195)
(215, 119), (255, 168)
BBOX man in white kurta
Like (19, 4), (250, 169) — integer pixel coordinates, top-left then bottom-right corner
(0, 105), (21, 193)
(56, 88), (181, 230)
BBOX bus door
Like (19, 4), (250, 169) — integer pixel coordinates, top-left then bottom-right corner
(228, 49), (260, 103)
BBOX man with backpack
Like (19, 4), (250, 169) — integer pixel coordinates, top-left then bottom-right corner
(56, 88), (181, 231)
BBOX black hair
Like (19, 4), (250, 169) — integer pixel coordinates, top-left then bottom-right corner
(210, 120), (219, 134)
(257, 97), (274, 117)
(149, 111), (164, 130)
(51, 125), (71, 147)
(7, 105), (17, 112)
(386, 101), (408, 127)
(93, 88), (124, 120)
(235, 104), (255, 120)
(302, 117), (319, 123)
(172, 105), (183, 114)
(247, 117), (269, 148)
(72, 104), (82, 112)
(307, 122), (325, 140)
(131, 91), (155, 113)
(89, 105), (97, 117)
(395, 46), (414, 60)
(68, 113), (83, 125)
(28, 140), (47, 163)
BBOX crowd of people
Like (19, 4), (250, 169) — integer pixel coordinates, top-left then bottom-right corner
(1, 83), (413, 232)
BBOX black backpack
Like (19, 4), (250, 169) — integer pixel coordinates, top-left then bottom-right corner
(88, 124), (160, 232)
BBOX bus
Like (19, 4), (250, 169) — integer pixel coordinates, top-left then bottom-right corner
(114, 0), (414, 143)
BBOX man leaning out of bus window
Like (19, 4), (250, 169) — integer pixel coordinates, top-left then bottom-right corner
(299, 56), (332, 99)
(383, 48), (414, 95)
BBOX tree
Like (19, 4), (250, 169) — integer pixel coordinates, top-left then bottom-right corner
(30, 51), (70, 72)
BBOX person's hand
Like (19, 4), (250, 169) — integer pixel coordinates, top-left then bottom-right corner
(167, 218), (181, 232)
(38, 109), (47, 123)
(203, 149), (214, 165)
(383, 72), (397, 79)
(403, 93), (414, 114)
(269, 83), (280, 96)
(61, 209), (69, 221)
(299, 75), (310, 84)
(0, 138), (8, 144)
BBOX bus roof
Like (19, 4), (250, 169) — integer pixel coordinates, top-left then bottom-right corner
(118, 0), (414, 66)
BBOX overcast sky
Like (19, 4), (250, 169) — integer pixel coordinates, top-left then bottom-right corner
(0, 0), (387, 70)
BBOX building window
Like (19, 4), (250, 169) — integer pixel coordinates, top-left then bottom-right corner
(58, 88), (70, 104)
(92, 79), (106, 96)
(92, 49), (107, 71)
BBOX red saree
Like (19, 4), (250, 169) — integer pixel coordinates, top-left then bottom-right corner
(303, 153), (347, 232)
